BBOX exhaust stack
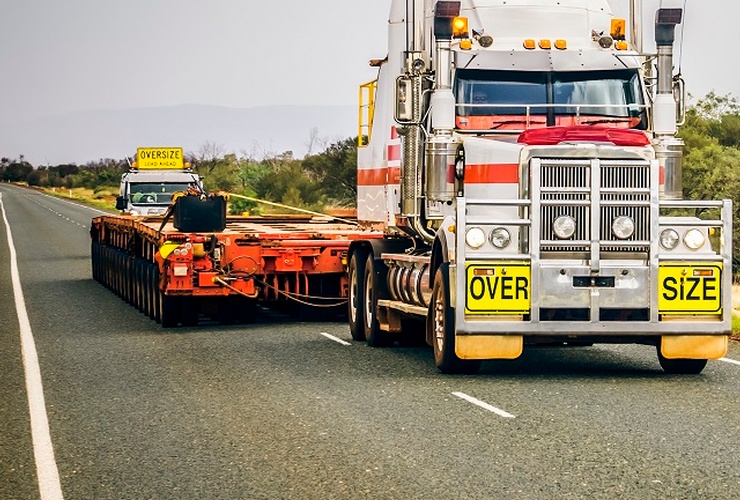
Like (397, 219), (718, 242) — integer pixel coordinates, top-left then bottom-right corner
(652, 8), (683, 200)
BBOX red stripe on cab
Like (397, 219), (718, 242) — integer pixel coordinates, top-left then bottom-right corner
(465, 163), (519, 184)
(358, 167), (402, 186)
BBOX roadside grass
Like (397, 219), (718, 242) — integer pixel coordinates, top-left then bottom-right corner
(44, 186), (117, 212)
(732, 285), (740, 340)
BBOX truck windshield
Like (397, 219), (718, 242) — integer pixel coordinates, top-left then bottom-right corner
(454, 69), (647, 131)
(129, 183), (190, 205)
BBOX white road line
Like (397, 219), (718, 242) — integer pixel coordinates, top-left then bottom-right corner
(720, 357), (740, 366)
(452, 392), (516, 419)
(1, 193), (65, 500)
(39, 192), (107, 214)
(320, 332), (352, 346)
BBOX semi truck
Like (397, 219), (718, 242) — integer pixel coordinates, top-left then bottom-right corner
(349, 0), (732, 374)
(91, 147), (379, 327)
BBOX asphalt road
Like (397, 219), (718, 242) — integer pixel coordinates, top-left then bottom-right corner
(1, 182), (739, 500)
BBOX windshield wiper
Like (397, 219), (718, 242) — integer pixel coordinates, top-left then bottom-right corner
(488, 119), (546, 130)
(578, 117), (634, 125)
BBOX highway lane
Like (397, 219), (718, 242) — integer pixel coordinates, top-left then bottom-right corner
(1, 182), (739, 499)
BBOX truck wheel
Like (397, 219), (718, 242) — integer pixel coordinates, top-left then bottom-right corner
(363, 254), (392, 347)
(347, 251), (367, 341)
(657, 349), (708, 374)
(429, 263), (481, 375)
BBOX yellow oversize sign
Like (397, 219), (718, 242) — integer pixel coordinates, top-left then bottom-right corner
(136, 147), (184, 170)
(465, 262), (531, 315)
(658, 263), (722, 315)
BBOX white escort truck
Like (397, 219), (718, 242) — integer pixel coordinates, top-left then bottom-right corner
(116, 147), (203, 216)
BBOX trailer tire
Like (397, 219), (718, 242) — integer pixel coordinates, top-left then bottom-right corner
(363, 254), (392, 347)
(657, 349), (708, 374)
(180, 298), (199, 327)
(429, 263), (481, 374)
(161, 294), (180, 328)
(347, 250), (367, 341)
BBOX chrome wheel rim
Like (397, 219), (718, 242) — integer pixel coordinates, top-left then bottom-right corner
(433, 289), (445, 353)
(349, 263), (358, 324)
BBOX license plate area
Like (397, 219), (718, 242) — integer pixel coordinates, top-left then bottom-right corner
(573, 276), (615, 288)
(465, 262), (531, 315)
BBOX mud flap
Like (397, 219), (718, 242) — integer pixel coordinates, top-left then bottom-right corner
(456, 335), (523, 360)
(660, 335), (728, 360)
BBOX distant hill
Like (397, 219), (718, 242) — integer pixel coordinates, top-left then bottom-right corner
(0, 104), (357, 165)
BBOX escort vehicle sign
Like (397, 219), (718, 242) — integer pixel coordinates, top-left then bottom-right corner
(658, 263), (722, 315)
(465, 262), (530, 315)
(136, 147), (185, 170)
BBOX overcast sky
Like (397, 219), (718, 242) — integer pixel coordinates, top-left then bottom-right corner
(0, 0), (737, 124)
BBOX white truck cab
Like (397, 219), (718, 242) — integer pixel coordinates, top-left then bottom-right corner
(115, 147), (203, 216)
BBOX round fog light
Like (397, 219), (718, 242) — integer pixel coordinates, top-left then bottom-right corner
(612, 216), (635, 240)
(660, 229), (680, 250)
(489, 228), (511, 249)
(465, 227), (486, 249)
(553, 215), (576, 239)
(683, 229), (706, 250)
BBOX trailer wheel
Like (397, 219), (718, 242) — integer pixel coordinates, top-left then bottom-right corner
(180, 298), (199, 327)
(657, 349), (708, 374)
(429, 263), (481, 374)
(363, 254), (392, 347)
(91, 242), (99, 281)
(160, 295), (180, 328)
(347, 251), (367, 341)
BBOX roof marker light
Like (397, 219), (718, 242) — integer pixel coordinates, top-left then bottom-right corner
(452, 16), (469, 39)
(523, 39), (536, 50)
(539, 39), (552, 49)
(554, 39), (567, 50)
(615, 40), (629, 51)
(611, 19), (627, 40)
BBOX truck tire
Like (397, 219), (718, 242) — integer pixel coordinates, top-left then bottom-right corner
(657, 349), (708, 374)
(429, 263), (481, 374)
(347, 251), (367, 341)
(363, 254), (392, 347)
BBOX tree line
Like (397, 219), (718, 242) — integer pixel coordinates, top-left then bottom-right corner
(0, 136), (359, 214)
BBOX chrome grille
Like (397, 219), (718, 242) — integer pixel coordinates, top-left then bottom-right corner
(538, 159), (652, 255)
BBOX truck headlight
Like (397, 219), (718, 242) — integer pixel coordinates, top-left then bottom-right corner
(612, 216), (635, 240)
(553, 215), (576, 239)
(465, 227), (486, 249)
(683, 229), (706, 250)
(489, 228), (511, 249)
(660, 229), (680, 250)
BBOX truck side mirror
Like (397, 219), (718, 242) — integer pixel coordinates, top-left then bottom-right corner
(116, 196), (128, 211)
